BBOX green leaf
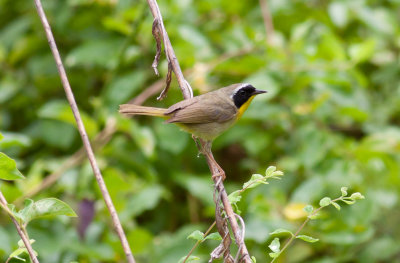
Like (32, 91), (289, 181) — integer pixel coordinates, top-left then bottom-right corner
(38, 100), (98, 137)
(340, 187), (348, 197)
(350, 192), (365, 200)
(31, 120), (77, 149)
(0, 132), (31, 148)
(265, 166), (276, 177)
(102, 17), (132, 35)
(272, 170), (284, 177)
(10, 239), (37, 260)
(204, 232), (222, 241)
(178, 256), (200, 263)
(174, 175), (213, 206)
(17, 239), (35, 248)
(0, 152), (25, 180)
(269, 252), (280, 259)
(187, 230), (204, 241)
(349, 39), (376, 63)
(0, 17), (30, 49)
(228, 190), (242, 205)
(251, 256), (257, 263)
(104, 71), (146, 108)
(328, 2), (348, 28)
(127, 228), (153, 254)
(65, 39), (124, 69)
(268, 237), (281, 253)
(9, 247), (28, 260)
(339, 107), (369, 122)
(125, 185), (164, 217)
(330, 201), (341, 210)
(356, 9), (395, 35)
(303, 205), (314, 214)
(265, 166), (283, 179)
(178, 25), (213, 59)
(269, 228), (294, 237)
(17, 199), (34, 224)
(154, 119), (189, 155)
(0, 132), (3, 141)
(130, 125), (156, 158)
(341, 199), (356, 205)
(6, 204), (21, 222)
(319, 197), (331, 207)
(243, 173), (267, 189)
(19, 198), (77, 225)
(296, 235), (319, 243)
(308, 214), (319, 220)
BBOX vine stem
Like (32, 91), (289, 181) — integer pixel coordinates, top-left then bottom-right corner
(0, 191), (39, 263)
(183, 222), (216, 263)
(270, 196), (344, 263)
(145, 1), (252, 261)
(32, 0), (135, 262)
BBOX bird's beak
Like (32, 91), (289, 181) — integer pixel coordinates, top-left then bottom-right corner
(252, 89), (267, 95)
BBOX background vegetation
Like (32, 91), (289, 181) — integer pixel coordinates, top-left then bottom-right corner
(1, 0), (400, 262)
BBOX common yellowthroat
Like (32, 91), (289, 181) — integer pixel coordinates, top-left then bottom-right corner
(119, 83), (266, 142)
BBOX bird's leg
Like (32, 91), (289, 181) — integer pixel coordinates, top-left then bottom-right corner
(192, 135), (203, 157)
(200, 139), (226, 181)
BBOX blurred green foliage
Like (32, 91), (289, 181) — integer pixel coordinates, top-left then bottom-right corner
(1, 0), (400, 262)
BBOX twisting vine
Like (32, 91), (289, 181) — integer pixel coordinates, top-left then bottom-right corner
(145, 0), (252, 262)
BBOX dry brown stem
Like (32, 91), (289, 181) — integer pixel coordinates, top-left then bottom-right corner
(200, 140), (251, 262)
(146, 0), (192, 100)
(32, 1), (135, 262)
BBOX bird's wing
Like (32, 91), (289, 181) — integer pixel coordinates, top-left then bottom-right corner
(164, 96), (200, 115)
(165, 97), (237, 124)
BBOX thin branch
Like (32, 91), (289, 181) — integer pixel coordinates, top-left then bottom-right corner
(212, 184), (234, 262)
(216, 182), (251, 262)
(145, 1), (252, 262)
(259, 0), (275, 45)
(0, 191), (39, 263)
(32, 1), (135, 262)
(270, 196), (344, 263)
(129, 79), (165, 105)
(201, 139), (252, 262)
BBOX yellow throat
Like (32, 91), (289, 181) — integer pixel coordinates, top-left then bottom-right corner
(237, 95), (255, 120)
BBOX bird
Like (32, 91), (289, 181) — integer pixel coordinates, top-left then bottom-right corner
(119, 83), (266, 179)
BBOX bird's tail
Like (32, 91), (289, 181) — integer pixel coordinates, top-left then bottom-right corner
(119, 104), (167, 117)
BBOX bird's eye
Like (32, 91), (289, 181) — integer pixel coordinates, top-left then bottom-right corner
(240, 90), (246, 95)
